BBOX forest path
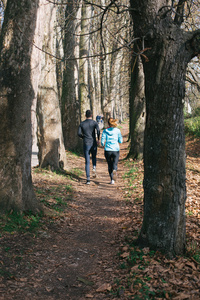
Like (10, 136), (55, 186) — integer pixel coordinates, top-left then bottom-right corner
(0, 122), (131, 300)
(1, 123), (200, 299)
(57, 122), (130, 299)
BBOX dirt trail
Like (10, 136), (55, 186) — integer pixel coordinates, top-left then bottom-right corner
(1, 124), (200, 299)
(0, 123), (130, 300)
(58, 122), (129, 299)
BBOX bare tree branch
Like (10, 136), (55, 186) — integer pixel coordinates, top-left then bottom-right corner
(174, 0), (186, 25)
(187, 65), (200, 91)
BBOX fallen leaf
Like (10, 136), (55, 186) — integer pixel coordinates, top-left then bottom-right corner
(173, 293), (190, 300)
(120, 252), (129, 258)
(57, 277), (63, 281)
(45, 286), (54, 292)
(96, 283), (112, 292)
(185, 261), (197, 270)
(122, 246), (128, 251)
(77, 277), (94, 286)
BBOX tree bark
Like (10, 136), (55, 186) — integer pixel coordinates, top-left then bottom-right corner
(130, 0), (200, 255)
(61, 0), (82, 151)
(31, 0), (46, 163)
(1, 0), (6, 7)
(128, 55), (145, 160)
(55, 2), (65, 103)
(37, 1), (67, 170)
(79, 2), (91, 120)
(0, 0), (42, 212)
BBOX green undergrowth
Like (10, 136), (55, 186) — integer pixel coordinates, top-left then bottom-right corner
(0, 167), (76, 235)
(35, 183), (73, 213)
(0, 211), (42, 234)
(122, 163), (138, 183)
(184, 108), (200, 137)
(186, 240), (200, 264)
(33, 168), (74, 213)
(66, 149), (82, 158)
(122, 160), (143, 203)
(70, 167), (83, 177)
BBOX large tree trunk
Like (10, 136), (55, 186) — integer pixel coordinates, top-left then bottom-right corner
(130, 0), (200, 255)
(128, 55), (146, 160)
(1, 0), (6, 7)
(92, 54), (101, 118)
(0, 0), (42, 212)
(79, 2), (91, 120)
(55, 2), (65, 104)
(118, 51), (130, 122)
(100, 44), (107, 120)
(88, 5), (102, 118)
(61, 0), (82, 151)
(109, 42), (119, 118)
(31, 0), (46, 165)
(37, 1), (67, 170)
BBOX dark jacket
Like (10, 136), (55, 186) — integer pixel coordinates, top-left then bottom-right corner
(78, 119), (100, 145)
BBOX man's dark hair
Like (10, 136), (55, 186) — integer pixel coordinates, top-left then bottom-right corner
(86, 110), (92, 118)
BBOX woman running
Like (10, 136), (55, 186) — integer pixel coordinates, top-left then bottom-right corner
(101, 118), (123, 184)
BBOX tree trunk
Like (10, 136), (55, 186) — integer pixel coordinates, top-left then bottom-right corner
(0, 0), (42, 212)
(37, 1), (67, 170)
(100, 46), (106, 120)
(31, 0), (46, 165)
(130, 0), (200, 255)
(141, 44), (188, 255)
(109, 42), (119, 118)
(128, 55), (145, 160)
(118, 51), (130, 122)
(79, 2), (90, 121)
(56, 2), (65, 104)
(61, 0), (82, 151)
(0, 0), (7, 32)
(1, 0), (6, 7)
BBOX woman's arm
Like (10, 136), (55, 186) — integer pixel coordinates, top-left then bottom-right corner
(118, 130), (123, 144)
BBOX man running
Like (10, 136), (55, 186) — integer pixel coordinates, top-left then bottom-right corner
(78, 110), (100, 185)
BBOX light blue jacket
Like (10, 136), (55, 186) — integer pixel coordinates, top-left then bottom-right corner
(101, 127), (123, 151)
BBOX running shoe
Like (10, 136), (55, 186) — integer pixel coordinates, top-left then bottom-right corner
(92, 167), (96, 178)
(110, 180), (115, 184)
(86, 180), (90, 185)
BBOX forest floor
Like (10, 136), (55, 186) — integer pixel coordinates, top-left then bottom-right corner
(0, 122), (200, 299)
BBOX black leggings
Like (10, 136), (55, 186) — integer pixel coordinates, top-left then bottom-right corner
(104, 151), (119, 180)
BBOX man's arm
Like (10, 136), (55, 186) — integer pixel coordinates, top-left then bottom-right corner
(96, 122), (100, 141)
(78, 124), (83, 138)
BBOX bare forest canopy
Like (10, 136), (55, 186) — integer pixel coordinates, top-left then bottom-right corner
(1, 1), (199, 108)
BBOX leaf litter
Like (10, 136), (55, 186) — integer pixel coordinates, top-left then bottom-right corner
(0, 123), (199, 299)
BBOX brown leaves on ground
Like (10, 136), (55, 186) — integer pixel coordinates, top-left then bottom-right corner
(0, 124), (199, 299)
(111, 134), (200, 299)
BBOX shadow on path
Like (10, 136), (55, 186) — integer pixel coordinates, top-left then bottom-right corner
(1, 123), (130, 300)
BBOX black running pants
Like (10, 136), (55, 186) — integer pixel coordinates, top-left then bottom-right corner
(104, 151), (119, 180)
